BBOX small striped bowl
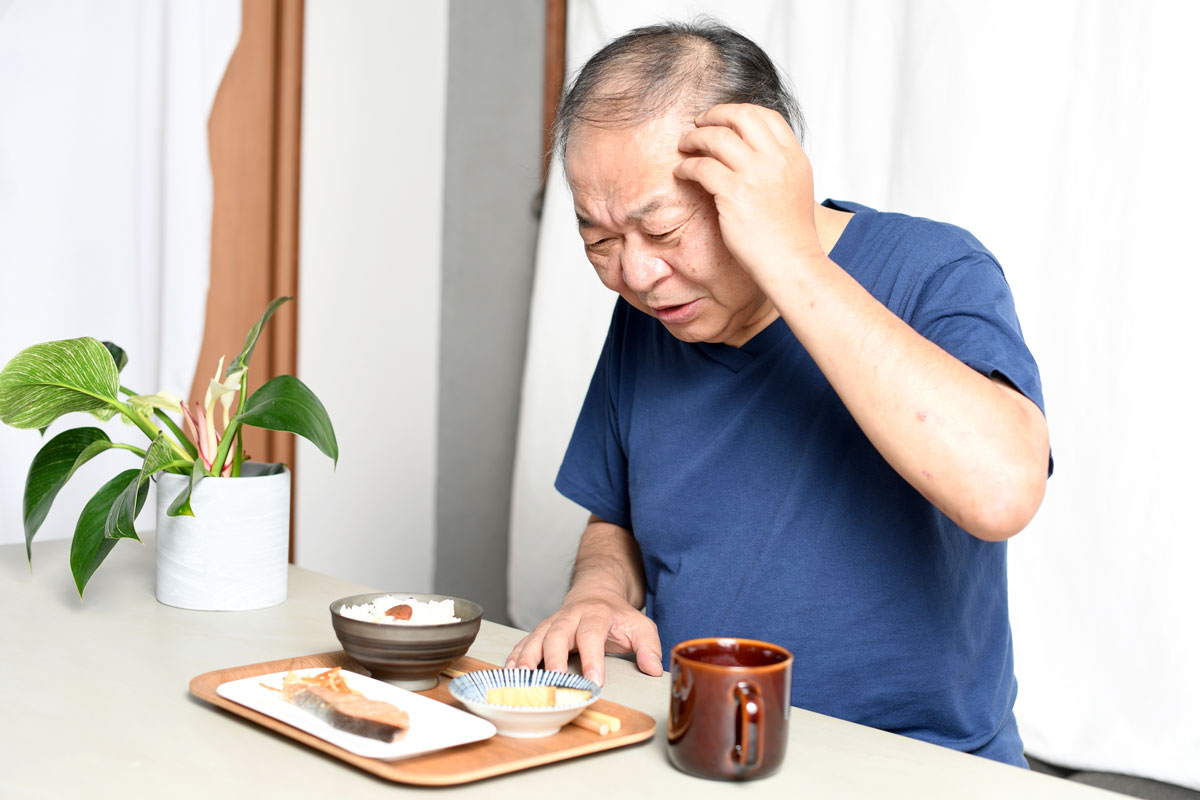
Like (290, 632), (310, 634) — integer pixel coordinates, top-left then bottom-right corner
(448, 669), (601, 738)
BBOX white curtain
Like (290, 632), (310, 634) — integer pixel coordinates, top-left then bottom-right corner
(509, 0), (1200, 789)
(0, 0), (239, 545)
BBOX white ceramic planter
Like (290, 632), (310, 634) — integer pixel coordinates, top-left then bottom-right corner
(154, 463), (291, 611)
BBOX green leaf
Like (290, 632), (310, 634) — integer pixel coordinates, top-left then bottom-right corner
(22, 427), (119, 563)
(101, 341), (128, 373)
(70, 469), (145, 597)
(0, 338), (121, 429)
(238, 375), (338, 464)
(226, 296), (291, 378)
(167, 458), (207, 517)
(105, 435), (190, 540)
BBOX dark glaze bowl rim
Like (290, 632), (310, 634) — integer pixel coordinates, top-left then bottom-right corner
(670, 636), (794, 671)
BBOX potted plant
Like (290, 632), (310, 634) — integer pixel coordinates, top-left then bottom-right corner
(0, 296), (336, 609)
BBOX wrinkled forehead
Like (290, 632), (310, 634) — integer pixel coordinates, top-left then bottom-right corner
(563, 114), (696, 219)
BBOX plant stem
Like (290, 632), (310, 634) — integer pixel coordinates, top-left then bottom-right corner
(208, 418), (241, 477)
(232, 428), (244, 477)
(113, 400), (161, 441)
(237, 370), (249, 417)
(116, 383), (196, 457)
(113, 400), (192, 462)
(109, 443), (148, 458)
(155, 409), (198, 459)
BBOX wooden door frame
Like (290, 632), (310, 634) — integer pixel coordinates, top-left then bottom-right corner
(194, 0), (304, 559)
(543, 0), (567, 184)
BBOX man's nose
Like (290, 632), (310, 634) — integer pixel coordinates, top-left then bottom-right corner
(621, 247), (670, 292)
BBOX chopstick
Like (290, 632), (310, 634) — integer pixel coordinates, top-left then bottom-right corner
(439, 666), (621, 735)
(571, 710), (612, 735)
(576, 708), (621, 735)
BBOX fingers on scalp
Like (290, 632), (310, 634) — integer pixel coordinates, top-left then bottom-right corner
(700, 104), (763, 138)
(760, 108), (796, 146)
(705, 101), (792, 151)
(674, 156), (732, 192)
(680, 125), (753, 166)
(695, 102), (747, 123)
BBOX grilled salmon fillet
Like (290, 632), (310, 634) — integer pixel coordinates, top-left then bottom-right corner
(280, 671), (410, 742)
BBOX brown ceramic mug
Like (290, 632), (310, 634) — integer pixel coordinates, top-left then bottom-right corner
(667, 637), (793, 781)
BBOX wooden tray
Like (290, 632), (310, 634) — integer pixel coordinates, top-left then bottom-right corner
(190, 651), (656, 786)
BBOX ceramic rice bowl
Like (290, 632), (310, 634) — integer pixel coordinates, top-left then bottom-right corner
(448, 668), (601, 738)
(330, 593), (483, 691)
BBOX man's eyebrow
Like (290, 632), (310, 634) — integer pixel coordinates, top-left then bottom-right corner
(576, 197), (673, 230)
(629, 198), (666, 220)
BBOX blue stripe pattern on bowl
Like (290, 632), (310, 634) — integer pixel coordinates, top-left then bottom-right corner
(448, 669), (601, 708)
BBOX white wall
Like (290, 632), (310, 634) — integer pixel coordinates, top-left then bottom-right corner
(0, 0), (236, 550)
(295, 0), (448, 592)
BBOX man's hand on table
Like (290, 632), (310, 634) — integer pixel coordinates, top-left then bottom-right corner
(505, 590), (663, 686)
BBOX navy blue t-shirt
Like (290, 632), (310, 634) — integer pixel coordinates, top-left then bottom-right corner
(555, 200), (1047, 765)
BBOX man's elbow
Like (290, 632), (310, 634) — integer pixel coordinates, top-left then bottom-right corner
(961, 455), (1049, 542)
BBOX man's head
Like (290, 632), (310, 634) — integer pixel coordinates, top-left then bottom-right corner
(554, 20), (804, 162)
(558, 20), (804, 346)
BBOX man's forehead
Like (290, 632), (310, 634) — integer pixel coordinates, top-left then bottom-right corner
(564, 115), (693, 178)
(566, 119), (695, 230)
(575, 195), (678, 228)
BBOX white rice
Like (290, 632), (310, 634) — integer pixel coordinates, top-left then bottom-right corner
(339, 595), (460, 625)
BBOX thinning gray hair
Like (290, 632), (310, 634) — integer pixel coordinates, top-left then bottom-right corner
(553, 19), (805, 162)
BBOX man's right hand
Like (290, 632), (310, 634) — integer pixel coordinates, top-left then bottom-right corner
(504, 589), (663, 686)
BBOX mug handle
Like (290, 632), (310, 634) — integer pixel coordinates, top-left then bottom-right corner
(732, 680), (762, 770)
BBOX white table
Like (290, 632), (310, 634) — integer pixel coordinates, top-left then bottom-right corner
(0, 535), (1118, 798)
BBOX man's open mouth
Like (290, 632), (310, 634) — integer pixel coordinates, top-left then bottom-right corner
(650, 299), (700, 324)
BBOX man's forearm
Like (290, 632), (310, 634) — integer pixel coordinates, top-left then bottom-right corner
(761, 251), (1049, 542)
(568, 515), (647, 609)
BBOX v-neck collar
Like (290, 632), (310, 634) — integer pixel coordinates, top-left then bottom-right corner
(695, 315), (791, 371)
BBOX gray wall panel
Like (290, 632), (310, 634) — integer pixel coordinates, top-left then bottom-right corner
(436, 0), (545, 625)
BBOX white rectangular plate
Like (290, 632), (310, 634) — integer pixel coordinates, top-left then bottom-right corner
(217, 667), (496, 760)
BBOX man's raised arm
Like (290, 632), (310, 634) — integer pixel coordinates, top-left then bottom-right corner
(675, 103), (1050, 541)
(505, 515), (663, 685)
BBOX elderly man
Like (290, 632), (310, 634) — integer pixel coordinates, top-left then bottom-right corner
(507, 20), (1050, 766)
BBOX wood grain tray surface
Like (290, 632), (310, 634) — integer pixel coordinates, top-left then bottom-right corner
(190, 651), (656, 786)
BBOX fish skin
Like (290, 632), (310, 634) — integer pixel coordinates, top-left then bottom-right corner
(283, 683), (410, 742)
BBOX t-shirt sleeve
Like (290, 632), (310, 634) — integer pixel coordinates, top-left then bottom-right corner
(554, 303), (633, 530)
(909, 252), (1047, 415)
